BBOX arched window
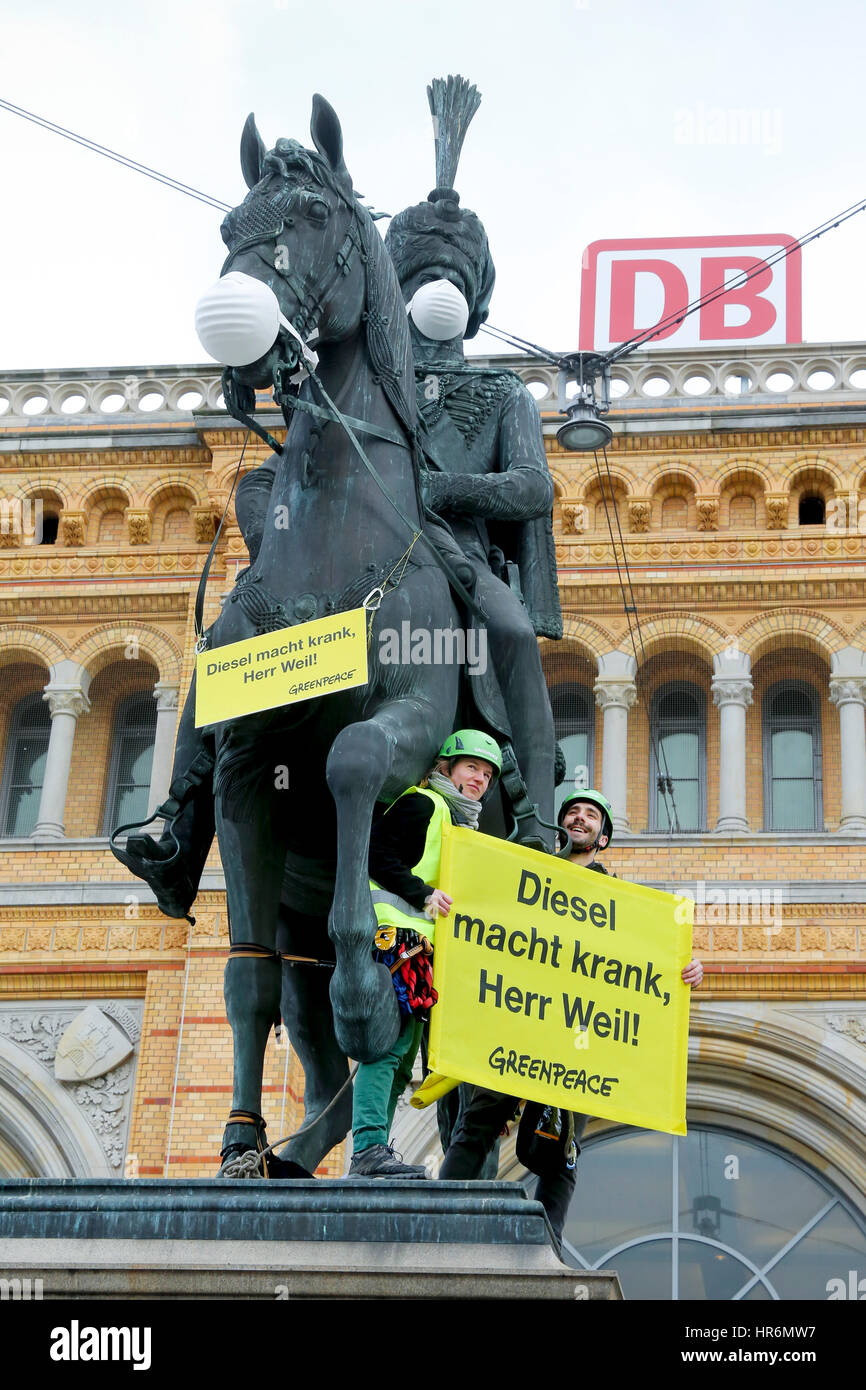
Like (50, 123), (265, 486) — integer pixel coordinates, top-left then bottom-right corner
(661, 496), (688, 529)
(102, 692), (157, 834)
(551, 683), (594, 815)
(729, 494), (757, 528)
(650, 683), (706, 832)
(0, 692), (51, 836)
(763, 681), (822, 830)
(560, 1125), (866, 1300)
(798, 493), (825, 525)
(38, 513), (59, 545)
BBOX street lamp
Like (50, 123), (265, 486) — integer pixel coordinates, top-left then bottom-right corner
(555, 352), (613, 454)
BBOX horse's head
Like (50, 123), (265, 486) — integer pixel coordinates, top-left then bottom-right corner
(218, 96), (368, 389)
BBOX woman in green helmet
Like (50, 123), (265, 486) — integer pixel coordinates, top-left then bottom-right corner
(348, 730), (501, 1179)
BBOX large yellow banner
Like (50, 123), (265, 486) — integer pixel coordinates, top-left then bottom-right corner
(195, 610), (368, 726)
(428, 823), (694, 1135)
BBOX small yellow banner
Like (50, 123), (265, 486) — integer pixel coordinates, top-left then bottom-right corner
(428, 824), (694, 1135)
(194, 609), (368, 726)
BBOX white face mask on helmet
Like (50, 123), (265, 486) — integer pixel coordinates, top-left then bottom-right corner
(406, 278), (470, 341)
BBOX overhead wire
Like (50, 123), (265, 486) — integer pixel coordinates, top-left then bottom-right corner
(0, 96), (232, 212)
(592, 447), (682, 841)
(603, 195), (866, 360)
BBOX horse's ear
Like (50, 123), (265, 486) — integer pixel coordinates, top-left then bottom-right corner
(310, 94), (351, 185)
(241, 113), (267, 189)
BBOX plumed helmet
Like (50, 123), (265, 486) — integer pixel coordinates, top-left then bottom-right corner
(385, 195), (495, 339)
(385, 75), (495, 339)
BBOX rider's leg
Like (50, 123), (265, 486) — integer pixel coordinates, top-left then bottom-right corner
(111, 673), (215, 919)
(472, 569), (556, 850)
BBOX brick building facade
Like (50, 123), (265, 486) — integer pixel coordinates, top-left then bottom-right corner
(1, 345), (865, 1297)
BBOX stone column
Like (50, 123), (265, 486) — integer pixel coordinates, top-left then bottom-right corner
(829, 648), (866, 833)
(147, 682), (181, 816)
(594, 651), (638, 832)
(711, 649), (753, 832)
(31, 661), (91, 839)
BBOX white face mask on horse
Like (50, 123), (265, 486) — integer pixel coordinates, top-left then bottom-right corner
(194, 271), (319, 372)
(406, 278), (469, 341)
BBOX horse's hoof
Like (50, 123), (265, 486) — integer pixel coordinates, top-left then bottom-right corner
(331, 964), (401, 1061)
(217, 1144), (264, 1178)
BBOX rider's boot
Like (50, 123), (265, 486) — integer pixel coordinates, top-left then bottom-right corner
(110, 739), (215, 921)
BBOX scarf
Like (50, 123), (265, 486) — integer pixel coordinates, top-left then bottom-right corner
(426, 769), (482, 830)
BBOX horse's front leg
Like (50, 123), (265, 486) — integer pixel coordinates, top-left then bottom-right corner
(325, 708), (422, 1061)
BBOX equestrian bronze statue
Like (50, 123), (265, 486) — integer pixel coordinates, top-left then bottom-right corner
(112, 81), (562, 1177)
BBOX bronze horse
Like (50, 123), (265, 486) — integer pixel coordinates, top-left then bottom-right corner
(208, 97), (470, 1171)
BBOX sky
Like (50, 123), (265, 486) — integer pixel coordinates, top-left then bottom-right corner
(0, 0), (864, 373)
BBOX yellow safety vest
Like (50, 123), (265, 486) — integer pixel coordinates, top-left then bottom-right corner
(369, 787), (450, 942)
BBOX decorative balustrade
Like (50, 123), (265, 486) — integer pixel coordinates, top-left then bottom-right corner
(1, 341), (865, 426)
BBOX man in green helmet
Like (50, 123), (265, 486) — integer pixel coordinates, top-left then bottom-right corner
(438, 787), (703, 1253)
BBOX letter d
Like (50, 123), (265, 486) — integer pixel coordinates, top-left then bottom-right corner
(516, 869), (541, 906)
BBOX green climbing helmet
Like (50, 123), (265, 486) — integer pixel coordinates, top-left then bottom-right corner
(557, 788), (614, 847)
(438, 729), (502, 781)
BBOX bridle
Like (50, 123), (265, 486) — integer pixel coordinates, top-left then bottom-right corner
(220, 178), (367, 352)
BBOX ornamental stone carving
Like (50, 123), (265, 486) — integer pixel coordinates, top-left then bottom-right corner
(594, 680), (638, 711)
(561, 503), (588, 534)
(193, 507), (216, 543)
(0, 1002), (141, 1171)
(696, 498), (719, 532)
(153, 682), (180, 712)
(765, 495), (788, 529)
(60, 511), (86, 547)
(43, 685), (90, 720)
(126, 510), (152, 545)
(54, 1004), (134, 1081)
(829, 676), (866, 708)
(628, 499), (651, 533)
(712, 678), (754, 708)
(825, 1013), (866, 1046)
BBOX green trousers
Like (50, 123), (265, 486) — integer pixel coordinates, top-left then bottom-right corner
(351, 1015), (425, 1152)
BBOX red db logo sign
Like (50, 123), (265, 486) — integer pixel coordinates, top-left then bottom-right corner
(579, 235), (802, 352)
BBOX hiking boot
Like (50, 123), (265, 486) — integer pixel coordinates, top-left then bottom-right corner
(348, 1143), (430, 1179)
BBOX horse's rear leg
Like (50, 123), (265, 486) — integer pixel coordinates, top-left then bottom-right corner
(216, 803), (285, 1166)
(326, 705), (438, 1061)
(275, 945), (352, 1174)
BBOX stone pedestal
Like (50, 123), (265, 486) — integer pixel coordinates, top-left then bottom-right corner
(0, 1178), (622, 1300)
